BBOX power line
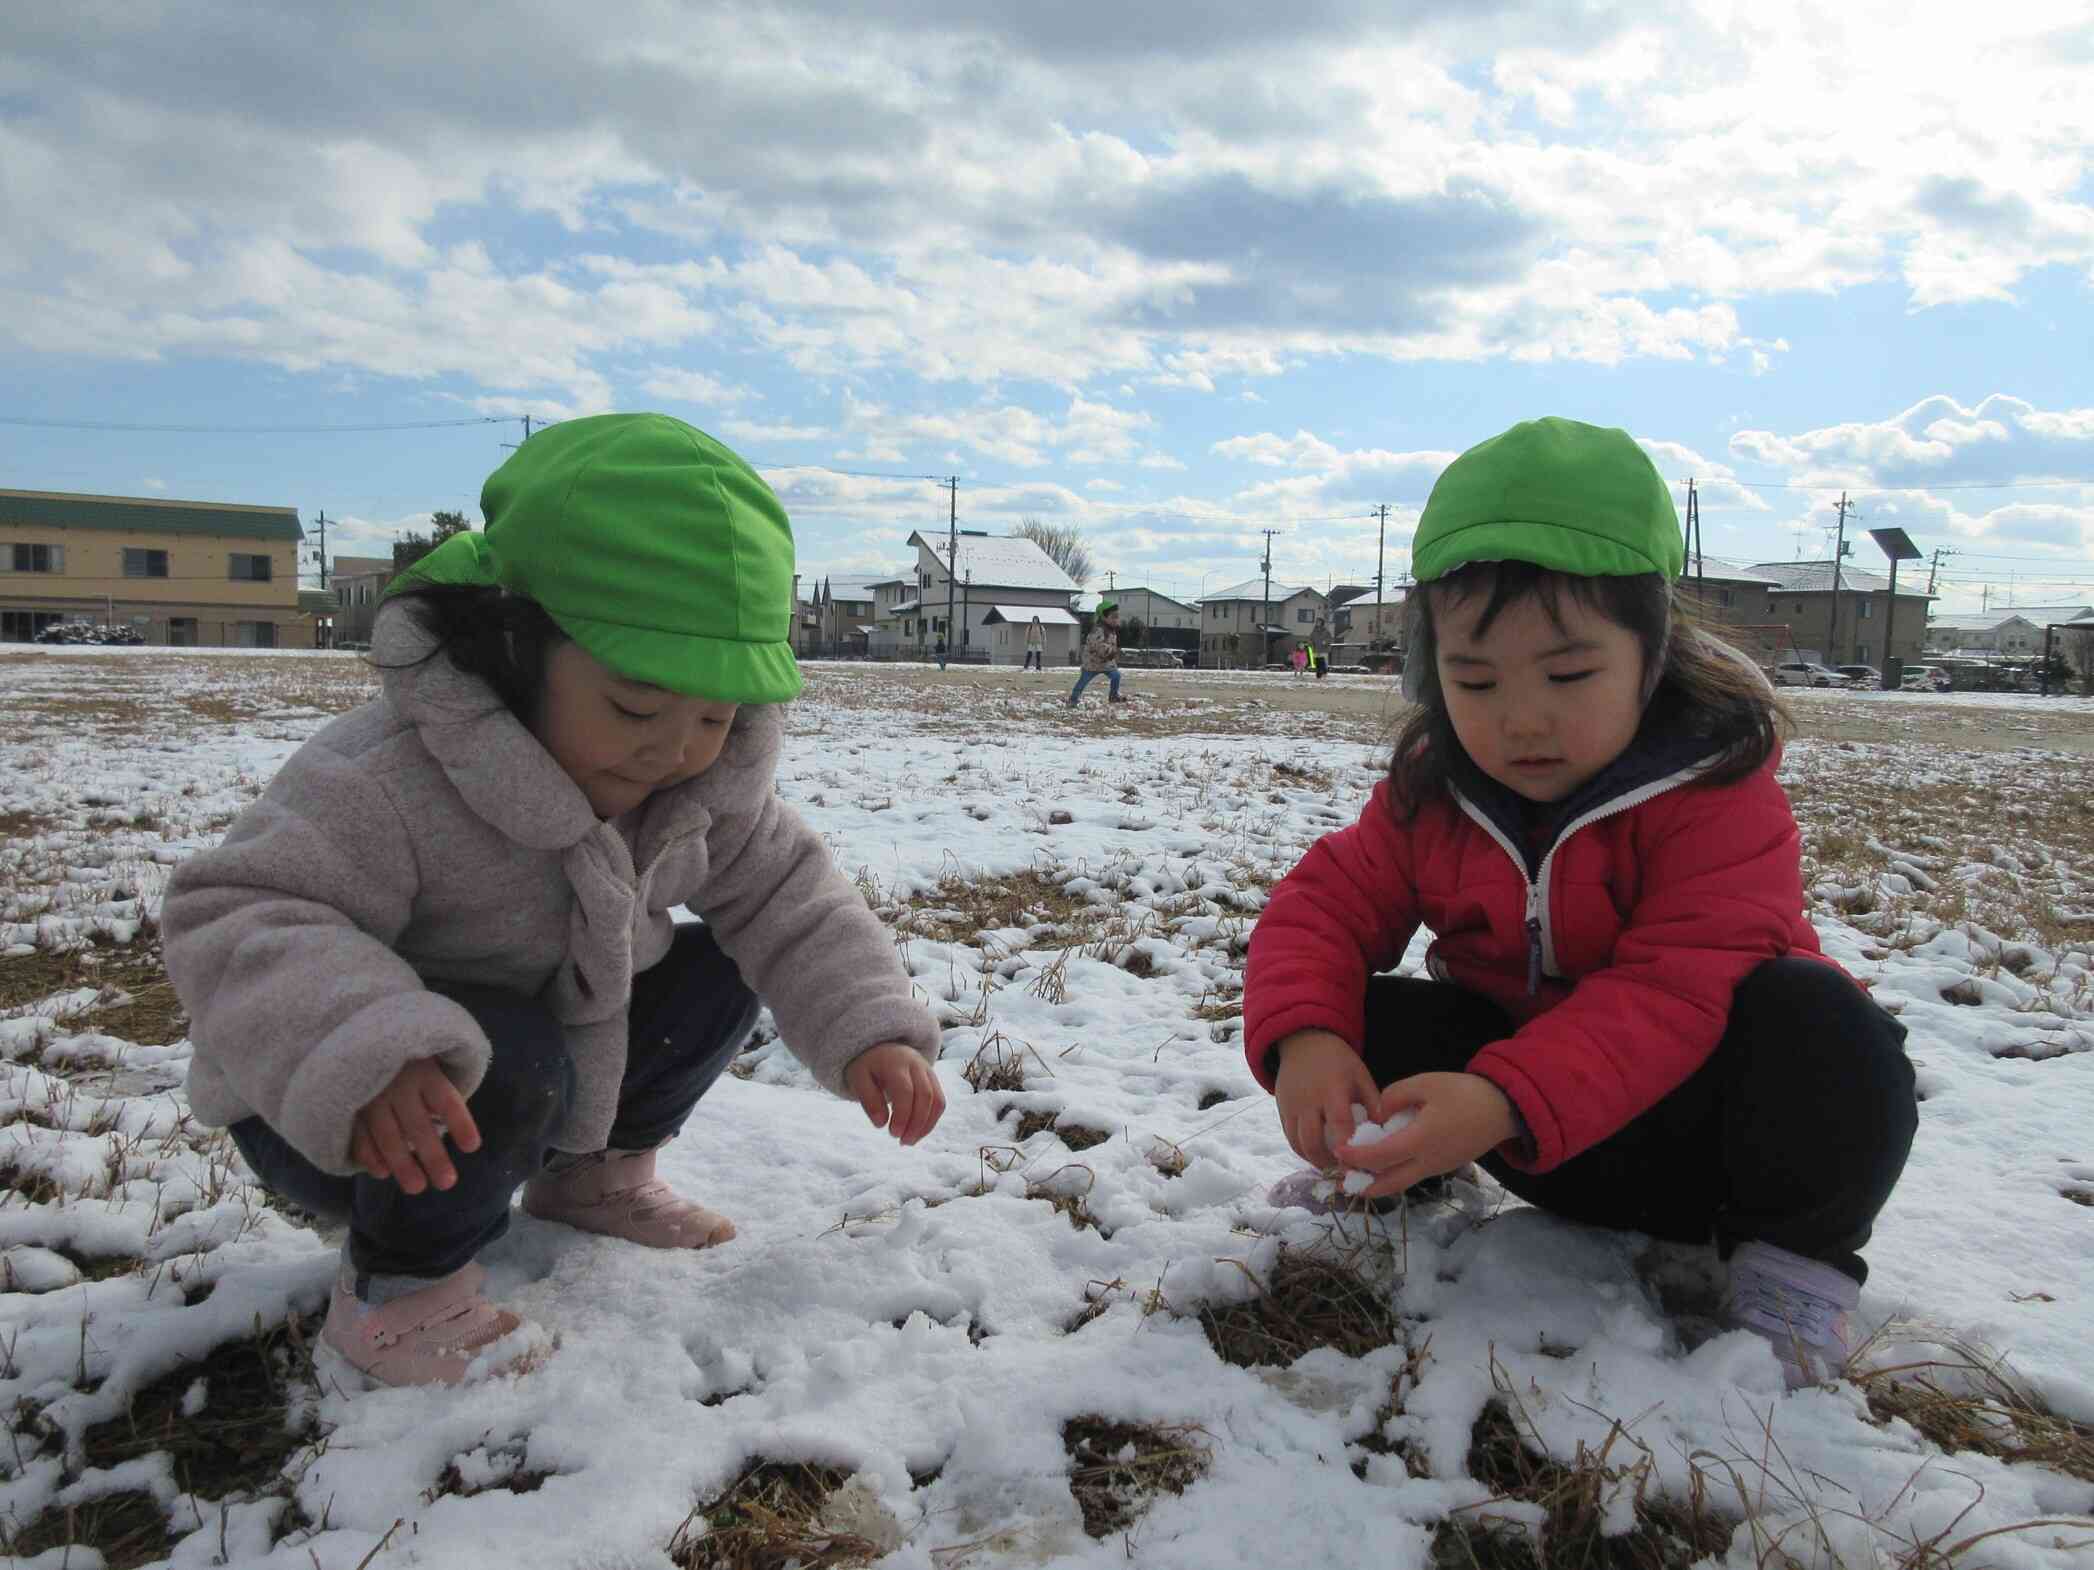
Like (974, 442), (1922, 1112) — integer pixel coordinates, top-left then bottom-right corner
(0, 415), (513, 434)
(1715, 475), (2094, 493)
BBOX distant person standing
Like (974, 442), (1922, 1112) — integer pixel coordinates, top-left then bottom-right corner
(1290, 646), (1308, 679)
(1024, 616), (1045, 671)
(1069, 601), (1125, 706)
(934, 634), (948, 672)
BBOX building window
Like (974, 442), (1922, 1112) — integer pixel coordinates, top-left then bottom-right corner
(168, 617), (197, 647)
(123, 548), (169, 578)
(1296, 609), (1312, 623)
(1717, 588), (1734, 608)
(1857, 599), (1872, 620)
(236, 621), (278, 648)
(6, 542), (64, 573)
(229, 553), (272, 582)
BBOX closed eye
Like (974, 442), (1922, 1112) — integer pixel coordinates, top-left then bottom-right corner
(1453, 680), (1495, 693)
(1547, 670), (1597, 685)
(610, 702), (656, 721)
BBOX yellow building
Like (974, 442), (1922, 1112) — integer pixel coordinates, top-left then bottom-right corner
(0, 488), (316, 647)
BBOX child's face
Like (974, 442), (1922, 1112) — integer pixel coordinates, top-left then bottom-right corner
(1433, 584), (1647, 805)
(532, 642), (738, 818)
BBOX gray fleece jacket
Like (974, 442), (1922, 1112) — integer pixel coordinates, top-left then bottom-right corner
(162, 603), (940, 1176)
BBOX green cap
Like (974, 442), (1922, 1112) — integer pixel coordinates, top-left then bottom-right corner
(390, 413), (802, 703)
(1410, 417), (1681, 585)
(1096, 599), (1118, 618)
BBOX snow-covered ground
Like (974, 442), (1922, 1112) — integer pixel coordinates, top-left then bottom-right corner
(2, 651), (2090, 1569)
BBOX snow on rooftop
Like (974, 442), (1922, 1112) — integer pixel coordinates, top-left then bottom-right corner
(1203, 578), (1322, 603)
(911, 531), (1081, 593)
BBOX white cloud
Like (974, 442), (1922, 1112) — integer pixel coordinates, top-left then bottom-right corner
(717, 419), (832, 445)
(640, 368), (754, 407)
(1730, 395), (2094, 489)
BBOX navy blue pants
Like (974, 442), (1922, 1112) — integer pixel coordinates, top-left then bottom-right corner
(233, 924), (760, 1279)
(1364, 958), (1916, 1283)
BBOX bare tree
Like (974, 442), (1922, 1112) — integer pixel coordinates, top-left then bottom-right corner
(390, 509), (473, 577)
(1013, 517), (1093, 587)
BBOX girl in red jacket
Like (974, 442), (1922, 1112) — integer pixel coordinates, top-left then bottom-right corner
(1244, 418), (1915, 1388)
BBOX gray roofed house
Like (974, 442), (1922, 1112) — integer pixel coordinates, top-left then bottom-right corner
(899, 531), (1080, 660)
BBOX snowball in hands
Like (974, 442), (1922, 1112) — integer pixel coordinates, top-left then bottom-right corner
(1318, 1103), (1421, 1196)
(1348, 1103), (1417, 1147)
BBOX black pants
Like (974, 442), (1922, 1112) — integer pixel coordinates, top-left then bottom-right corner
(233, 925), (760, 1280)
(1023, 649), (1043, 670)
(1365, 958), (1915, 1283)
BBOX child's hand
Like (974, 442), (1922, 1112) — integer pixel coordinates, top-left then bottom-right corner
(1272, 1030), (1381, 1168)
(845, 1044), (946, 1145)
(350, 1059), (481, 1194)
(1336, 1071), (1518, 1198)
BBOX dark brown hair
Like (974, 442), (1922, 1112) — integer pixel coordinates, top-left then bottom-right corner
(373, 584), (568, 721)
(1387, 561), (1786, 816)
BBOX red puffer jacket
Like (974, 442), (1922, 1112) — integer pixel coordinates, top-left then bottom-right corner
(1244, 752), (1835, 1173)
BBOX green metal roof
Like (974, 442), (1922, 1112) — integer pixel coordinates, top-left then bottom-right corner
(0, 488), (304, 541)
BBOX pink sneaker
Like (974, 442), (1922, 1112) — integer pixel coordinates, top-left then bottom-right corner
(522, 1147), (736, 1249)
(318, 1262), (535, 1388)
(1722, 1241), (1860, 1388)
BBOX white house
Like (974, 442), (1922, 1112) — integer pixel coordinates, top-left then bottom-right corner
(865, 575), (921, 658)
(1073, 586), (1199, 633)
(980, 605), (1082, 667)
(1333, 590), (1407, 649)
(905, 530), (1081, 660)
(1926, 611), (2046, 655)
(1197, 579), (1329, 668)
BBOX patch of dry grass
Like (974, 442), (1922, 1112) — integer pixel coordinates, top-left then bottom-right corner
(1196, 1245), (1407, 1369)
(1854, 1328), (2094, 1484)
(3, 1489), (173, 1568)
(3, 1312), (327, 1566)
(0, 807), (63, 842)
(668, 1461), (886, 1570)
(1062, 1417), (1212, 1538)
(1439, 1377), (1733, 1570)
(885, 867), (1099, 946)
(0, 931), (174, 1021)
(961, 1032), (1051, 1094)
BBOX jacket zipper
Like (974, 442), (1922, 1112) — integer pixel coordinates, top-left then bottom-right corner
(1454, 761), (1712, 995)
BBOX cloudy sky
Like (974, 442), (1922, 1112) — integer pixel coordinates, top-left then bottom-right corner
(4, 1), (2091, 612)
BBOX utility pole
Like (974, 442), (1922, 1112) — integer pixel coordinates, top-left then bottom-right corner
(1261, 527), (1279, 667)
(942, 476), (959, 657)
(315, 510), (329, 591)
(1685, 480), (1703, 601)
(1372, 504), (1390, 606)
(1926, 547), (1956, 596)
(1830, 493), (1852, 664)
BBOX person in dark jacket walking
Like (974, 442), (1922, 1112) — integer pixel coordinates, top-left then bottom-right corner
(1244, 418), (1914, 1390)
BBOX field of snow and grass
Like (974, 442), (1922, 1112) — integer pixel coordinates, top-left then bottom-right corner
(1, 647), (2090, 1570)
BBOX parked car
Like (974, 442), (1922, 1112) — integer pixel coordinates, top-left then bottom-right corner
(1900, 666), (1943, 691)
(1772, 661), (1842, 688)
(1833, 664), (1881, 688)
(1117, 648), (1183, 669)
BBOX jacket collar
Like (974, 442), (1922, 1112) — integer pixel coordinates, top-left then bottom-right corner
(1450, 692), (1725, 875)
(373, 601), (786, 856)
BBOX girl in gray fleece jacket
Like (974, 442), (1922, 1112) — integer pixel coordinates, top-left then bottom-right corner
(163, 414), (945, 1388)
